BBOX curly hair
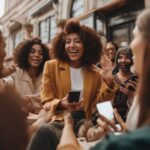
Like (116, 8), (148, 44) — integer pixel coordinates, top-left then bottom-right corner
(52, 20), (103, 67)
(14, 38), (49, 72)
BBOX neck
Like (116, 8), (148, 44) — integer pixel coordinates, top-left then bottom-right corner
(70, 61), (82, 69)
(27, 67), (40, 83)
(117, 70), (131, 82)
(119, 69), (131, 76)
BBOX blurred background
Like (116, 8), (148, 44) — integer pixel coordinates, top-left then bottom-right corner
(0, 0), (149, 65)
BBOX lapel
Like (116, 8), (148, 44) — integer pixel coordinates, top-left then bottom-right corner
(20, 70), (35, 93)
(21, 70), (32, 82)
(82, 67), (94, 111)
(59, 61), (71, 95)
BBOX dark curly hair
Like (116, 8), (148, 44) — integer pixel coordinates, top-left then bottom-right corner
(14, 38), (49, 72)
(52, 20), (103, 67)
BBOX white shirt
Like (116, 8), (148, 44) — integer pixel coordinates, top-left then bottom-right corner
(70, 67), (83, 99)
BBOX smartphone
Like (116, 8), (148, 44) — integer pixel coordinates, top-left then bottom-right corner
(130, 74), (138, 81)
(68, 91), (80, 103)
(96, 101), (114, 120)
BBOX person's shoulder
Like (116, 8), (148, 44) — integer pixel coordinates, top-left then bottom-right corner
(10, 68), (23, 77)
(92, 126), (150, 150)
(46, 59), (59, 65)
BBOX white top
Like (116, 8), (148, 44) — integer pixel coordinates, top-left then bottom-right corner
(70, 67), (83, 99)
(126, 96), (139, 131)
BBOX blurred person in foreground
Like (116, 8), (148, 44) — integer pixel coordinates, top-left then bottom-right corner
(57, 8), (150, 150)
(0, 87), (28, 150)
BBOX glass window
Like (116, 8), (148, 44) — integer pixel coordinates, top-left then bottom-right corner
(14, 29), (23, 48)
(39, 16), (56, 43)
(71, 0), (84, 17)
(39, 18), (50, 43)
(80, 15), (94, 28)
(112, 27), (129, 47)
(50, 16), (57, 40)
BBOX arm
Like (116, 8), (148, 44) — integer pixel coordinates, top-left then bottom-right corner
(57, 114), (83, 150)
(41, 62), (61, 114)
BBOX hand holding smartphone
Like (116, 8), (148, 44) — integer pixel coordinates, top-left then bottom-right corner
(68, 90), (81, 103)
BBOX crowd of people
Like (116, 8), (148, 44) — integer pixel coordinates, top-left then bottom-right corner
(0, 8), (150, 150)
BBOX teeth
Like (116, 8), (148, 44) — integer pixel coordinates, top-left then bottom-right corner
(69, 50), (78, 53)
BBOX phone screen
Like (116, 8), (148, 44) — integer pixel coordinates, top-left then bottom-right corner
(68, 91), (80, 103)
(96, 101), (114, 120)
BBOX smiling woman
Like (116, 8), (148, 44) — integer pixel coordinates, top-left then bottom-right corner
(4, 38), (49, 115)
(27, 19), (106, 150)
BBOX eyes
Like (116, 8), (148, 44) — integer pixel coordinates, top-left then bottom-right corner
(65, 38), (82, 44)
(29, 48), (43, 55)
(118, 55), (131, 61)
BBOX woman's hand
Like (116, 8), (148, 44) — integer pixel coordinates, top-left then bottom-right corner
(22, 96), (40, 114)
(60, 95), (84, 111)
(97, 109), (128, 133)
(85, 109), (127, 142)
(77, 120), (93, 137)
(113, 109), (128, 132)
(86, 126), (106, 142)
(0, 64), (17, 77)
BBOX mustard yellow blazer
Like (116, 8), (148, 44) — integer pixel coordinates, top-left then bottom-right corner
(41, 59), (117, 120)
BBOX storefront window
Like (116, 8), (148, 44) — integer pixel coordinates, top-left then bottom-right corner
(39, 16), (56, 43)
(71, 0), (84, 17)
(39, 18), (50, 43)
(112, 27), (129, 47)
(80, 14), (94, 28)
(14, 29), (23, 48)
(50, 16), (57, 40)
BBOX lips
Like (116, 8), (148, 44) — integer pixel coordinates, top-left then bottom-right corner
(32, 59), (41, 65)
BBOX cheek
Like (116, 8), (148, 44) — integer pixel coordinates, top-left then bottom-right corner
(130, 39), (145, 75)
(40, 55), (43, 62)
(130, 37), (145, 57)
(126, 59), (131, 63)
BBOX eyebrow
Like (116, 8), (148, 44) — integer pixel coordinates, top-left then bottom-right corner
(31, 47), (42, 51)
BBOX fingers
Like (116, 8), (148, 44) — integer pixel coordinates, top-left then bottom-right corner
(42, 102), (51, 112)
(86, 126), (105, 142)
(62, 94), (69, 101)
(46, 111), (53, 122)
(97, 114), (118, 132)
(114, 109), (128, 132)
(9, 64), (17, 71)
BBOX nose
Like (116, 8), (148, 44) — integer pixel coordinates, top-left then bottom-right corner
(34, 50), (41, 57)
(120, 57), (126, 63)
(70, 41), (75, 48)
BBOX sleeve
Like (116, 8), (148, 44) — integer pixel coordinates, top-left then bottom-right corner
(3, 75), (15, 87)
(40, 62), (61, 113)
(97, 78), (119, 102)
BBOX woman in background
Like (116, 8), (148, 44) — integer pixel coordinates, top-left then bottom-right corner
(4, 38), (49, 114)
